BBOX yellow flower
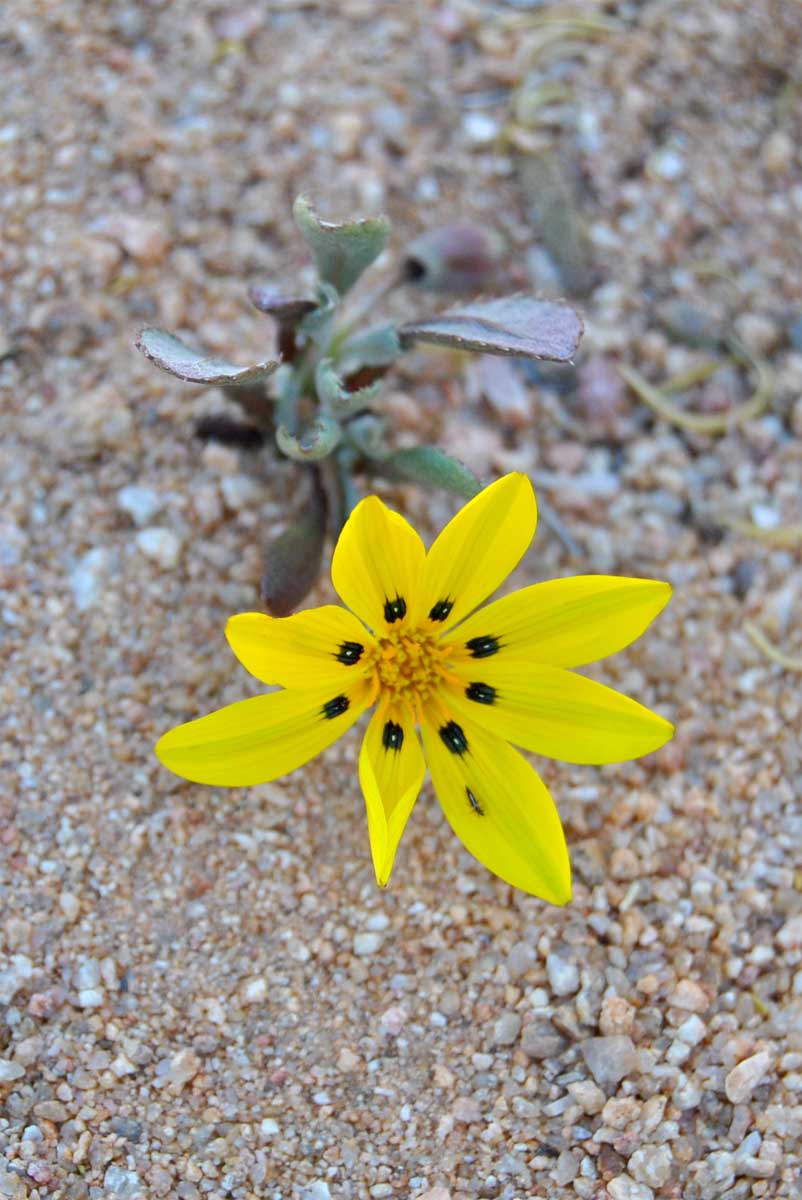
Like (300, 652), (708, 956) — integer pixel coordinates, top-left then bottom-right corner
(156, 474), (673, 903)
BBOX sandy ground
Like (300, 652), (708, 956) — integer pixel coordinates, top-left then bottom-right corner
(2, 2), (802, 1198)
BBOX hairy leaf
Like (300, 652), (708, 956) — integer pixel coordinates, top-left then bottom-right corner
(293, 195), (390, 295)
(380, 446), (481, 500)
(400, 295), (583, 362)
(136, 328), (279, 385)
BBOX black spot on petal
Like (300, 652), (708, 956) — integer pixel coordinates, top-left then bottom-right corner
(439, 721), (468, 756)
(428, 598), (454, 623)
(382, 721), (404, 751)
(335, 640), (364, 666)
(466, 682), (496, 705)
(466, 634), (500, 659)
(322, 694), (349, 719)
(384, 595), (407, 623)
(466, 786), (485, 816)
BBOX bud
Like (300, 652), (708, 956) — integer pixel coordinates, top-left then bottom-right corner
(401, 224), (504, 293)
(261, 473), (327, 616)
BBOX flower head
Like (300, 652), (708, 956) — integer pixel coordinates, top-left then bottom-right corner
(156, 474), (673, 903)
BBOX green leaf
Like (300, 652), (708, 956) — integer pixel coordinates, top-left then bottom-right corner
(337, 325), (401, 375)
(136, 328), (279, 385)
(400, 295), (583, 363)
(276, 414), (342, 462)
(381, 446), (481, 500)
(293, 195), (390, 295)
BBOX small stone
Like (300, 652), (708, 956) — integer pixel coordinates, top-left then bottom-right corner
(75, 987), (104, 1009)
(567, 1079), (606, 1114)
(725, 1050), (774, 1103)
(331, 112), (364, 158)
(60, 892), (80, 921)
(220, 473), (262, 512)
(0, 1060), (25, 1082)
(506, 940), (536, 980)
(379, 1005), (407, 1036)
(607, 1175), (654, 1200)
(103, 1165), (143, 1198)
(777, 914), (802, 949)
(336, 1048), (361, 1072)
(521, 1020), (566, 1060)
(628, 1145), (672, 1188)
(546, 952), (579, 996)
(70, 548), (113, 612)
(734, 312), (781, 355)
(260, 1118), (279, 1138)
(553, 1149), (580, 1185)
(110, 1053), (137, 1077)
(161, 1048), (200, 1092)
(300, 1183), (331, 1200)
(33, 1101), (68, 1123)
(609, 847), (640, 881)
(600, 994), (635, 1036)
(451, 1096), (481, 1123)
(416, 1191), (451, 1200)
(0, 954), (34, 1004)
(492, 1010), (522, 1046)
(27, 987), (66, 1019)
(676, 1014), (706, 1046)
(580, 1036), (638, 1090)
(463, 112), (499, 145)
(136, 526), (182, 568)
(110, 1117), (142, 1142)
(668, 979), (711, 1013)
(602, 1097), (641, 1129)
(117, 485), (163, 526)
(74, 959), (101, 989)
(370, 1186), (393, 1200)
(240, 977), (268, 1005)
(101, 214), (169, 264)
(353, 931), (382, 957)
(68, 385), (135, 454)
(762, 129), (793, 173)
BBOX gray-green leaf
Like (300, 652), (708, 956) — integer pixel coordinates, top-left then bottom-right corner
(293, 195), (390, 295)
(399, 295), (583, 362)
(136, 328), (280, 385)
(380, 446), (481, 500)
(337, 325), (401, 375)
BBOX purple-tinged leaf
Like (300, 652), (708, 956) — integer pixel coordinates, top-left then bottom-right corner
(247, 285), (317, 321)
(136, 328), (280, 386)
(400, 295), (583, 362)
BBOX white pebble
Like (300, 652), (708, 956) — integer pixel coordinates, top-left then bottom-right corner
(70, 547), (112, 611)
(607, 1175), (654, 1200)
(353, 932), (382, 956)
(301, 1182), (332, 1200)
(0, 1059), (25, 1082)
(74, 959), (100, 989)
(260, 1118), (279, 1138)
(725, 1050), (774, 1103)
(76, 988), (104, 1009)
(135, 526), (182, 568)
(241, 977), (268, 1004)
(0, 955), (34, 1005)
(463, 112), (499, 145)
(103, 1166), (142, 1199)
(547, 952), (579, 996)
(117, 485), (163, 526)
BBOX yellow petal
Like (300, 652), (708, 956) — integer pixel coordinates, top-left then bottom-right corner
(226, 606), (374, 687)
(415, 473), (537, 630)
(358, 706), (426, 886)
(451, 575), (672, 668)
(155, 679), (372, 786)
(445, 662), (673, 764)
(331, 495), (426, 633)
(420, 710), (571, 903)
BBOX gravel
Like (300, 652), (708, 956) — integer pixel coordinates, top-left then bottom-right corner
(1, 0), (801, 1196)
